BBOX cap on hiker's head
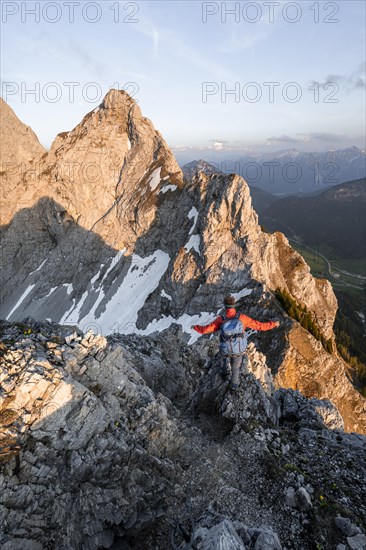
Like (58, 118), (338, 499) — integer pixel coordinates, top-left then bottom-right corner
(224, 294), (236, 308)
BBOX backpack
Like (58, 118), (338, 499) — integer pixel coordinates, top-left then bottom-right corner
(219, 313), (248, 356)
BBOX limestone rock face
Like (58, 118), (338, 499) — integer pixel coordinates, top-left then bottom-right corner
(249, 231), (337, 340)
(34, 89), (183, 249)
(184, 172), (337, 338)
(1, 90), (182, 249)
(244, 324), (366, 434)
(194, 519), (247, 549)
(0, 322), (181, 549)
(193, 348), (280, 431)
(0, 98), (46, 225)
(275, 326), (366, 433)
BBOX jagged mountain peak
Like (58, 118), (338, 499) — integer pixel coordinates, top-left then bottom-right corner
(3, 90), (183, 249)
(101, 87), (136, 108)
(50, 88), (142, 150)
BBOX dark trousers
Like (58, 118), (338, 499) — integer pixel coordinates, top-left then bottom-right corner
(221, 354), (248, 386)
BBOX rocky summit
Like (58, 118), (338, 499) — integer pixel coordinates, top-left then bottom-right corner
(0, 91), (366, 549)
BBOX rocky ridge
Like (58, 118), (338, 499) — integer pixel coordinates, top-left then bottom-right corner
(0, 319), (365, 550)
(0, 91), (365, 435)
(0, 98), (46, 226)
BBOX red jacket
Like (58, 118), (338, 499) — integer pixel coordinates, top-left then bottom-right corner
(193, 308), (277, 334)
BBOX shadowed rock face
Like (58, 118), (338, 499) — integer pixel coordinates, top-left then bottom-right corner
(0, 91), (364, 435)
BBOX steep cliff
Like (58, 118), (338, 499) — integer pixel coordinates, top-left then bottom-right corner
(0, 98), (46, 226)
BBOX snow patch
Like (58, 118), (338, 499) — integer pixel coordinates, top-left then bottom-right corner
(232, 288), (253, 300)
(142, 311), (216, 344)
(63, 284), (73, 296)
(159, 184), (177, 194)
(161, 289), (172, 301)
(32, 259), (47, 274)
(6, 284), (36, 320)
(63, 290), (88, 324)
(184, 235), (201, 254)
(61, 250), (126, 324)
(127, 138), (131, 150)
(188, 207), (199, 235)
(59, 284), (75, 324)
(44, 287), (58, 299)
(148, 167), (162, 191)
(74, 250), (170, 334)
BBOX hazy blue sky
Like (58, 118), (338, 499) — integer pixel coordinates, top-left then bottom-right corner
(1, 0), (365, 158)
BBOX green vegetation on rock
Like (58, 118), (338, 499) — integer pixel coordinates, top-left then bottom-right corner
(275, 287), (333, 353)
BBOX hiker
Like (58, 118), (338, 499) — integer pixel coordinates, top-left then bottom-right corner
(191, 294), (280, 392)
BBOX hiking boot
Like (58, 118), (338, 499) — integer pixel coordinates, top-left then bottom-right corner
(229, 383), (238, 394)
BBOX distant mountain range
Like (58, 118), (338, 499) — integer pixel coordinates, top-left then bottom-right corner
(181, 148), (366, 196)
(260, 178), (366, 259)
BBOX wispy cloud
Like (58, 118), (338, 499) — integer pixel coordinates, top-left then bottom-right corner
(216, 1), (286, 54)
(209, 138), (229, 144)
(152, 28), (159, 56)
(312, 62), (365, 92)
(268, 132), (346, 145)
(131, 17), (236, 80)
(267, 135), (301, 144)
(133, 23), (160, 58)
(298, 132), (345, 143)
(69, 40), (107, 78)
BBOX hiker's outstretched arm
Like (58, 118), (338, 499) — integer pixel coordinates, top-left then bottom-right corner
(240, 314), (279, 331)
(192, 317), (222, 334)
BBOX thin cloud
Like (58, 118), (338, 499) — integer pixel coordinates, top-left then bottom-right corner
(312, 62), (365, 92)
(217, 1), (286, 54)
(268, 135), (301, 144)
(69, 41), (106, 78)
(268, 133), (347, 145)
(298, 132), (344, 143)
(152, 28), (160, 56)
(131, 18), (236, 80)
(133, 23), (160, 58)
